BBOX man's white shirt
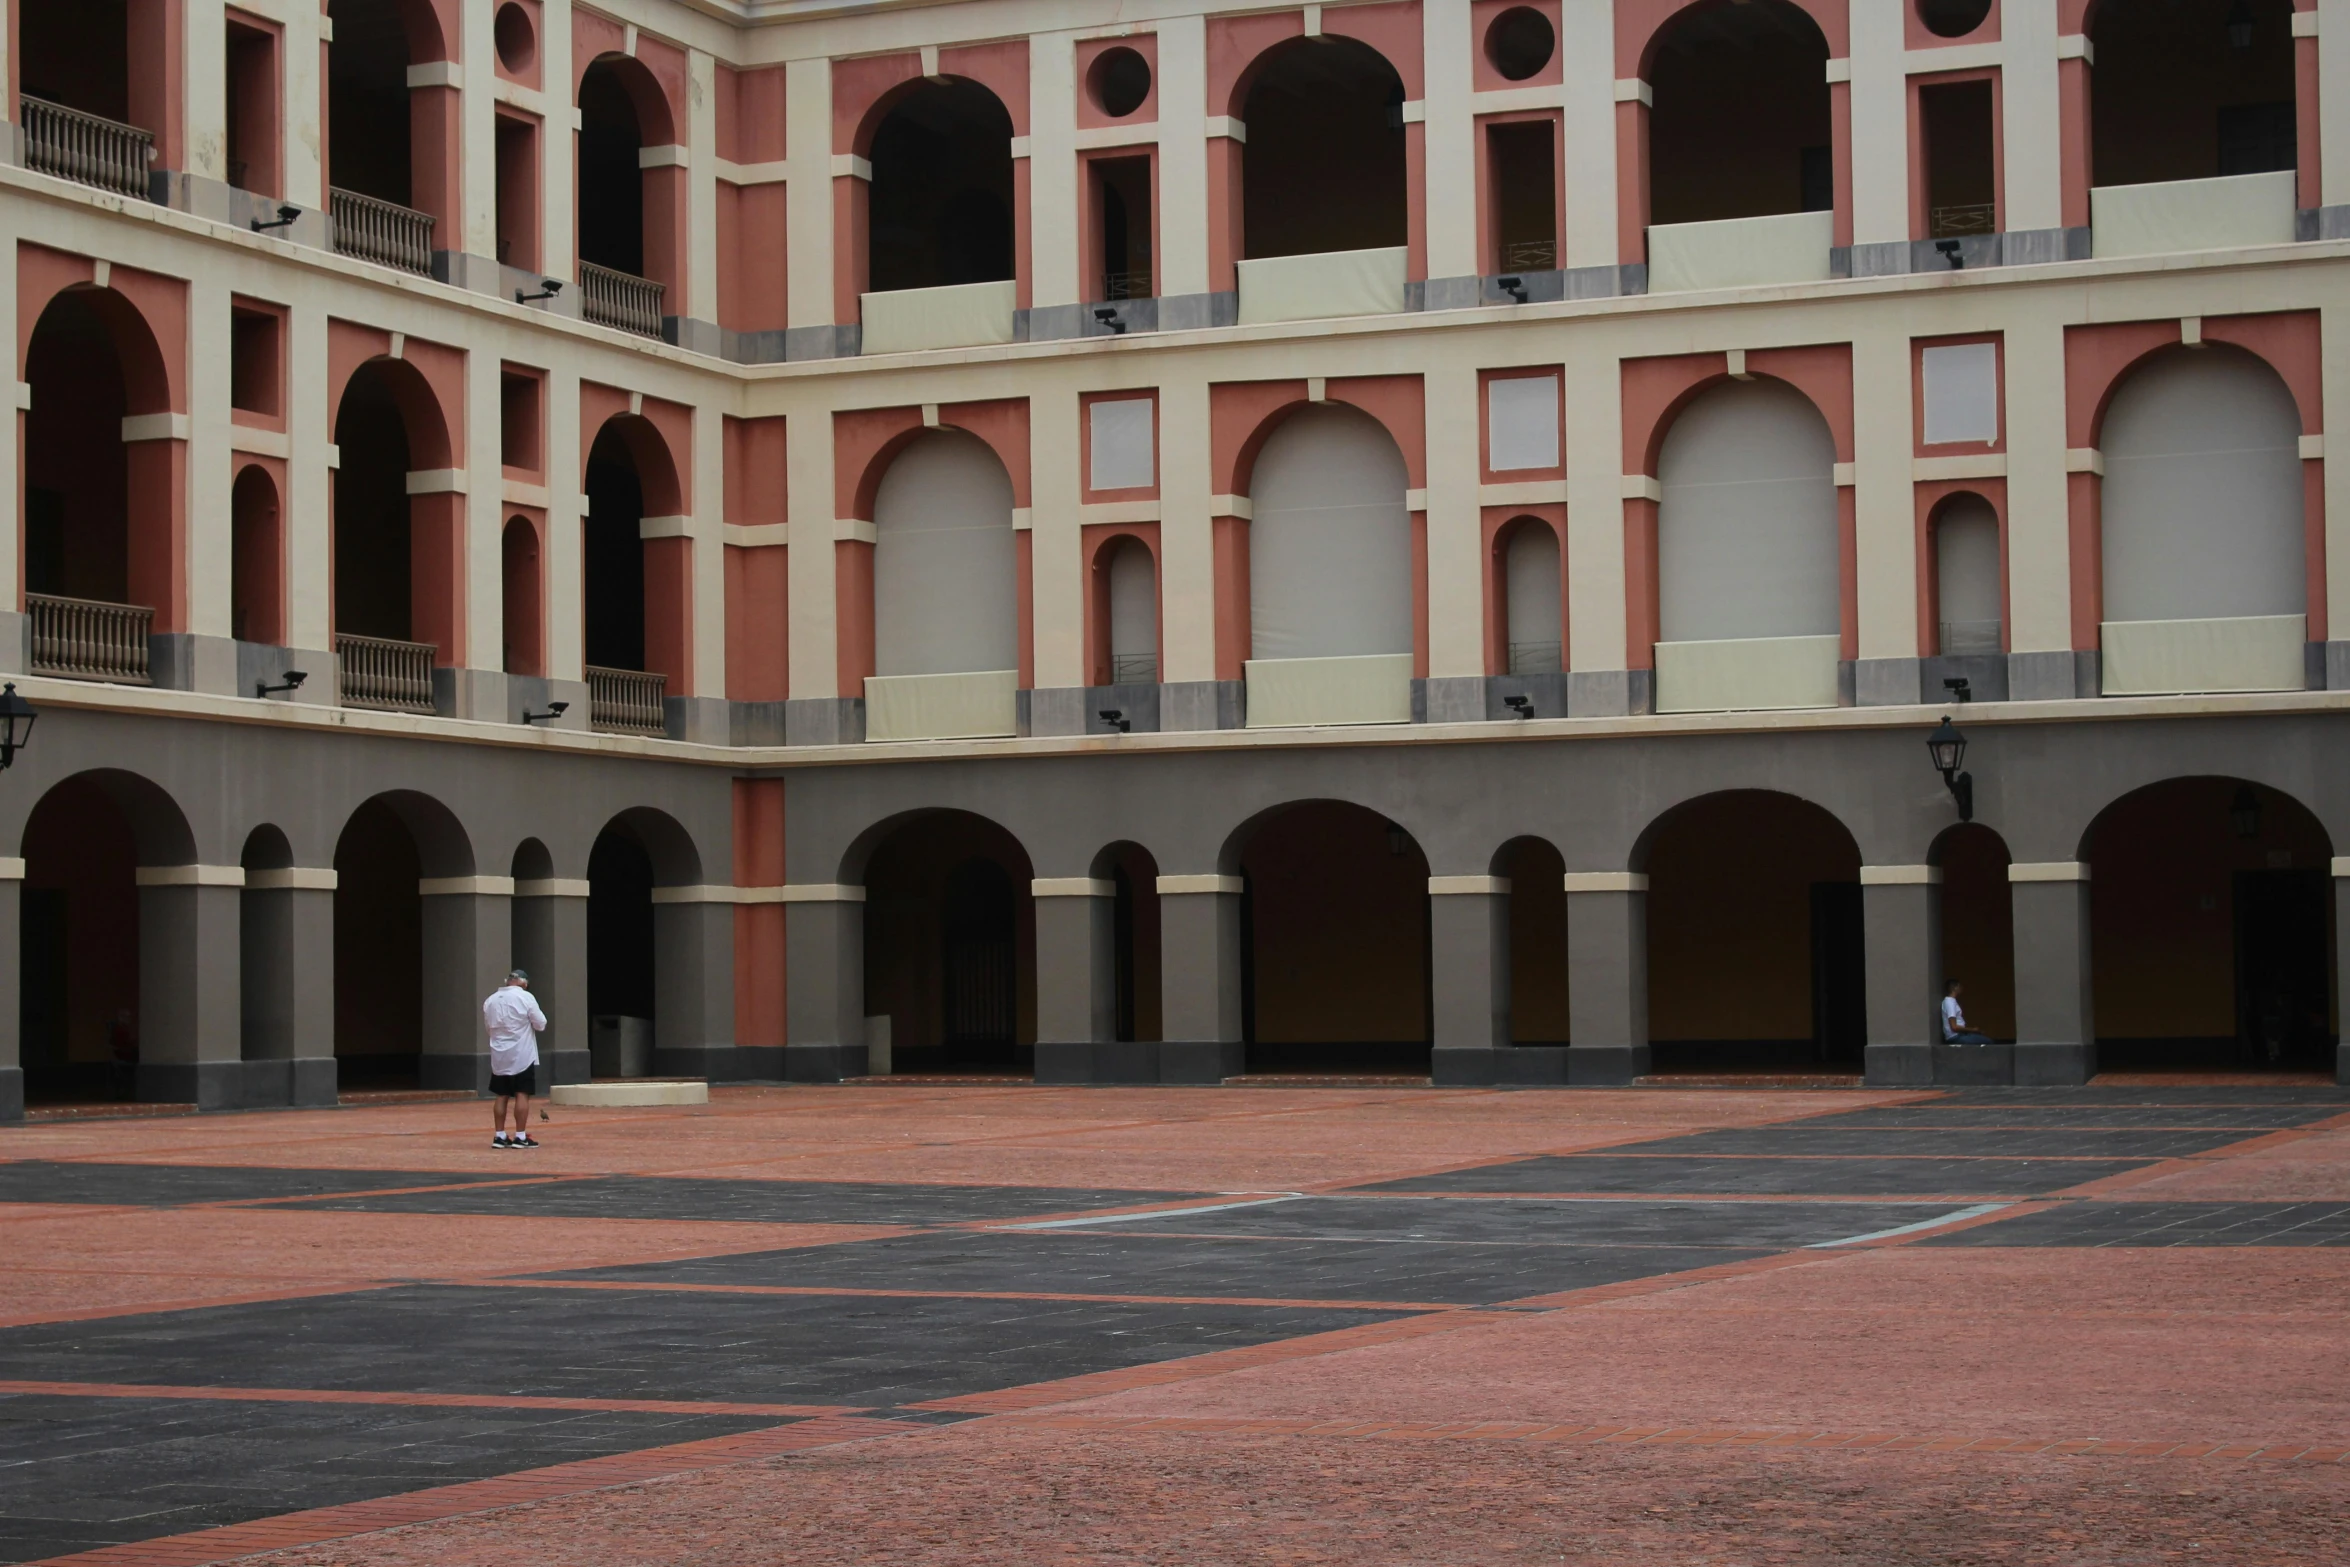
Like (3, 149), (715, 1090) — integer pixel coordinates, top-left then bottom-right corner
(483, 986), (548, 1076)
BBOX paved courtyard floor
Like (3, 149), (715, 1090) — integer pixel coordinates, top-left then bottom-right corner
(1, 1079), (2345, 1565)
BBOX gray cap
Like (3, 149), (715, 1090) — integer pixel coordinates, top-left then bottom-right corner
(506, 969), (530, 983)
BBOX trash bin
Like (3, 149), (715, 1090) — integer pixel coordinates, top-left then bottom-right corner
(590, 1015), (652, 1079)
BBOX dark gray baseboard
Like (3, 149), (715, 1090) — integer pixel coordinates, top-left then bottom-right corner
(2012, 1040), (2095, 1087)
(1862, 1042), (1932, 1087)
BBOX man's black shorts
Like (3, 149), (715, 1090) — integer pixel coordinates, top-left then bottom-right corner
(490, 1065), (538, 1097)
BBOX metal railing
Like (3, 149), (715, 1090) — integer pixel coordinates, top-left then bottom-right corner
(578, 261), (666, 338)
(1102, 269), (1153, 302)
(1939, 619), (2003, 657)
(335, 633), (436, 712)
(1500, 239), (1558, 271)
(587, 665), (667, 735)
(329, 187), (435, 275)
(20, 96), (153, 199)
(1930, 203), (1997, 238)
(28, 593), (153, 683)
(1508, 640), (1563, 676)
(1109, 653), (1158, 685)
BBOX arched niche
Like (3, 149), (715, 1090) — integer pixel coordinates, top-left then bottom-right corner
(873, 431), (1018, 677)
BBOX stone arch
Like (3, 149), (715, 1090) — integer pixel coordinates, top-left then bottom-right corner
(584, 414), (688, 683)
(1929, 821), (2015, 1044)
(872, 429), (1019, 679)
(1492, 833), (1570, 1046)
(862, 77), (1017, 293)
(1247, 403), (1413, 662)
(1494, 514), (1564, 675)
(1926, 489), (2004, 657)
(1639, 0), (1836, 230)
(1089, 838), (1163, 1044)
(232, 463), (285, 646)
(854, 808), (1038, 1074)
(1233, 35), (1408, 262)
(576, 52), (677, 289)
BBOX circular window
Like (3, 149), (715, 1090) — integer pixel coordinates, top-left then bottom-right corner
(1916, 0), (1993, 39)
(494, 3), (537, 74)
(1485, 7), (1557, 82)
(1089, 47), (1153, 119)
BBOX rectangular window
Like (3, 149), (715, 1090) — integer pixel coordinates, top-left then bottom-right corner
(1487, 376), (1560, 472)
(230, 305), (282, 417)
(501, 370), (544, 470)
(1920, 80), (1995, 238)
(1922, 343), (1999, 446)
(1091, 156), (1154, 302)
(1088, 398), (1155, 492)
(1485, 121), (1557, 273)
(224, 15), (280, 196)
(495, 111), (540, 270)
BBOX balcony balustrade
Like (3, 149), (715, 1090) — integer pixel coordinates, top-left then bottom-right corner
(28, 593), (153, 684)
(330, 187), (435, 275)
(586, 664), (667, 735)
(579, 261), (666, 339)
(336, 633), (436, 713)
(20, 96), (153, 199)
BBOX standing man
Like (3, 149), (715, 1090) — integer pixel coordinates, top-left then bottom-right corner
(484, 969), (548, 1148)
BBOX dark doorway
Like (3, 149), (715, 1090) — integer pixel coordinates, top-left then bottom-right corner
(333, 364), (415, 641)
(584, 428), (648, 672)
(326, 0), (415, 207)
(1241, 37), (1407, 260)
(2234, 867), (2330, 1070)
(577, 60), (647, 277)
(332, 798), (423, 1086)
(1487, 120), (1558, 272)
(587, 827), (656, 1024)
(21, 779), (141, 1103)
(941, 858), (1017, 1069)
(1809, 880), (1865, 1069)
(18, 889), (71, 1099)
(868, 81), (1015, 293)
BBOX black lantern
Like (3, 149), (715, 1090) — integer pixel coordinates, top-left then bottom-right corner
(0, 683), (36, 771)
(2227, 0), (2255, 50)
(1926, 714), (1973, 822)
(2231, 784), (2263, 840)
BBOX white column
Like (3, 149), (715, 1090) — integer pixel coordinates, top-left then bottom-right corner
(1031, 387), (1084, 688)
(1422, 0), (1478, 284)
(1852, 324), (1916, 660)
(1562, 338), (1625, 672)
(2003, 313), (2073, 655)
(460, 0), (497, 261)
(186, 276), (234, 639)
(0, 242), (18, 617)
(1155, 15), (1210, 300)
(785, 56), (836, 332)
(283, 2), (325, 209)
(1559, 0), (1618, 269)
(466, 349), (503, 672)
(1030, 33), (1080, 314)
(2001, 0), (2066, 233)
(691, 401), (726, 694)
(286, 303), (333, 654)
(185, 0), (228, 184)
(688, 49), (719, 323)
(1847, 0), (1909, 249)
(542, 0), (577, 281)
(2322, 302), (2350, 642)
(546, 367), (584, 680)
(2325, 0), (2350, 209)
(785, 408), (838, 696)
(1157, 373), (1215, 682)
(1425, 362), (1481, 678)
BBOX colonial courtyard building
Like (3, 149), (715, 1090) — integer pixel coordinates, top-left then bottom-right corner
(2, 0), (2346, 1121)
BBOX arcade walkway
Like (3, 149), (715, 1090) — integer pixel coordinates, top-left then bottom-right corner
(0, 1082), (2345, 1565)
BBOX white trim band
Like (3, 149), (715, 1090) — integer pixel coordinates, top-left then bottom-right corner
(137, 865), (246, 888)
(2009, 861), (2091, 883)
(1157, 874), (1244, 895)
(246, 867), (338, 891)
(1429, 875), (1510, 895)
(1033, 877), (1116, 898)
(0, 856), (25, 880)
(419, 875), (516, 896)
(1859, 865), (1942, 885)
(1563, 872), (1649, 893)
(514, 877), (592, 898)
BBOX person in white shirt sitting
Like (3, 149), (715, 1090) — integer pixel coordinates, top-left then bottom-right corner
(1940, 980), (1991, 1047)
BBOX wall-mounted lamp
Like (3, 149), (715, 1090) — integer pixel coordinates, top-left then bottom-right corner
(1496, 275), (1529, 304)
(1098, 707), (1130, 733)
(2227, 0), (2255, 50)
(1942, 676), (1971, 704)
(516, 278), (564, 305)
(1092, 305), (1127, 336)
(0, 683), (37, 771)
(1503, 693), (1534, 719)
(255, 669), (308, 699)
(250, 203), (301, 234)
(1927, 714), (1974, 822)
(523, 701), (570, 726)
(1935, 238), (1965, 270)
(2230, 784), (2263, 840)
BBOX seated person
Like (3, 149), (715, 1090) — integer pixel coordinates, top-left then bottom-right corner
(1941, 980), (1991, 1045)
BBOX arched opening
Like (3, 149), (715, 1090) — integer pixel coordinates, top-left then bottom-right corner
(18, 0), (129, 127)
(508, 838), (556, 1050)
(1096, 841), (1163, 1043)
(16, 0), (156, 199)
(1646, 0), (1832, 227)
(1239, 37), (1407, 261)
(577, 58), (653, 279)
(326, 0), (451, 271)
(861, 811), (1036, 1075)
(239, 825), (295, 1072)
(333, 797), (423, 1087)
(2099, 345), (2306, 694)
(502, 515), (543, 676)
(2091, 0), (2297, 189)
(1640, 790), (1863, 1074)
(1499, 518), (1563, 675)
(327, 0), (415, 207)
(1496, 836), (1569, 1046)
(873, 431), (1018, 678)
(231, 466), (285, 646)
(584, 424), (645, 673)
(1932, 822), (2014, 1044)
(866, 80), (1016, 293)
(23, 290), (132, 615)
(1655, 377), (1840, 711)
(19, 778), (142, 1104)
(587, 822), (656, 1079)
(1097, 536), (1159, 686)
(2086, 778), (2333, 1073)
(1929, 492), (2002, 657)
(332, 359), (455, 709)
(1250, 404), (1412, 662)
(1233, 801), (1430, 1075)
